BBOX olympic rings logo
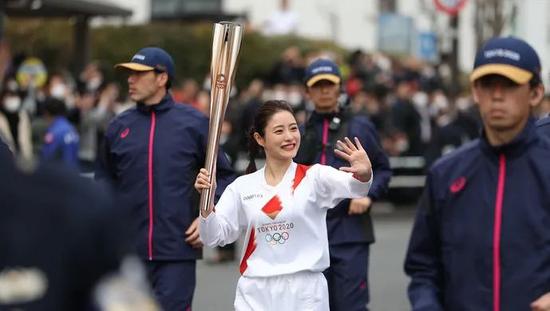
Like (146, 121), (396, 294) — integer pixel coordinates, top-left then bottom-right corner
(265, 231), (290, 245)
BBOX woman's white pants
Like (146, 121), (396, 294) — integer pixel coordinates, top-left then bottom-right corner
(234, 271), (329, 311)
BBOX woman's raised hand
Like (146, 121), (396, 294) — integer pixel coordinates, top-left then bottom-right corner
(334, 137), (372, 182)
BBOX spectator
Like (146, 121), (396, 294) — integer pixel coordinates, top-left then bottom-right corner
(77, 61), (105, 95)
(76, 84), (117, 173)
(174, 78), (200, 108)
(41, 96), (79, 168)
(0, 78), (32, 160)
(268, 46), (305, 86)
(262, 0), (299, 36)
(390, 73), (423, 156)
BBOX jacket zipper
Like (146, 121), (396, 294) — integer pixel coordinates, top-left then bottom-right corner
(148, 111), (157, 260)
(320, 118), (329, 164)
(493, 153), (506, 311)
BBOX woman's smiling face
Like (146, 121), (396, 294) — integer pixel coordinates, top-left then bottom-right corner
(254, 110), (301, 161)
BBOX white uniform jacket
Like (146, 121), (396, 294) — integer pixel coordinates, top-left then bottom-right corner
(200, 162), (372, 277)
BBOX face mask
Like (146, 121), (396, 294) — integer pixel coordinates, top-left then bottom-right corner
(395, 137), (409, 153)
(87, 77), (102, 92)
(433, 94), (449, 111)
(6, 80), (19, 92)
(412, 92), (428, 108)
(50, 84), (67, 99)
(272, 89), (287, 102)
(220, 133), (229, 145)
(455, 97), (471, 112)
(3, 96), (21, 113)
(287, 91), (302, 107)
(437, 114), (452, 127)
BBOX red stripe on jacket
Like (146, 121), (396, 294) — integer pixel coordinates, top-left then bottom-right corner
(147, 111), (157, 260)
(240, 227), (257, 274)
(493, 154), (506, 311)
(292, 164), (311, 193)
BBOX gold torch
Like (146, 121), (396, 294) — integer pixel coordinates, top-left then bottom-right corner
(200, 22), (243, 214)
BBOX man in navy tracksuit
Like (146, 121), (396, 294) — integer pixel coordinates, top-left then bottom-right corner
(537, 116), (550, 138)
(405, 37), (550, 311)
(0, 137), (10, 158)
(295, 59), (392, 310)
(95, 47), (235, 310)
(1, 138), (133, 310)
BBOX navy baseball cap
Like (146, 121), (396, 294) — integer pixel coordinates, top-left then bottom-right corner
(304, 58), (341, 87)
(470, 36), (541, 85)
(115, 47), (175, 82)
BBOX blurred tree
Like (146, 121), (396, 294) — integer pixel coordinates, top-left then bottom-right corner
(379, 0), (397, 12)
(5, 20), (343, 92)
(474, 0), (516, 49)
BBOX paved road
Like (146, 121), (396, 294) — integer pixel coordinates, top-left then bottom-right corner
(193, 204), (415, 310)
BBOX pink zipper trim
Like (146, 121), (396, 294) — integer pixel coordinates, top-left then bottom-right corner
(320, 118), (329, 164)
(493, 154), (506, 311)
(148, 111), (157, 260)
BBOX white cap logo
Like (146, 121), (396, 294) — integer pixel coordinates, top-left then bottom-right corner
(132, 54), (146, 61)
(484, 49), (520, 61)
(312, 66), (334, 74)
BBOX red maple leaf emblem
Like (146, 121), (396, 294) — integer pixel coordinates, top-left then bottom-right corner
(262, 196), (283, 220)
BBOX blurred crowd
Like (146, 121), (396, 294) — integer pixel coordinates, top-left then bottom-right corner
(0, 57), (126, 172)
(2, 44), (550, 173)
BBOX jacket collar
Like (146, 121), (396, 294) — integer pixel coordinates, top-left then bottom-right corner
(136, 92), (174, 114)
(480, 117), (538, 158)
(311, 110), (336, 119)
(309, 110), (341, 124)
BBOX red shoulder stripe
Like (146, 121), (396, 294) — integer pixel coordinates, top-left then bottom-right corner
(292, 164), (311, 193)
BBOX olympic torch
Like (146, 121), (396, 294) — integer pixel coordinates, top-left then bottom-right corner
(200, 22), (243, 214)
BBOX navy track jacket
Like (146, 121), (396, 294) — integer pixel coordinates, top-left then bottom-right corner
(537, 116), (550, 138)
(295, 110), (392, 244)
(1, 149), (131, 310)
(96, 94), (235, 261)
(405, 119), (550, 311)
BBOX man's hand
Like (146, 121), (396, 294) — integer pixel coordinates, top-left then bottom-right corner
(532, 292), (550, 311)
(348, 197), (372, 215)
(185, 217), (203, 248)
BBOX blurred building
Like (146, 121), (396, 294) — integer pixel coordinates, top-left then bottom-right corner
(102, 0), (237, 24)
(92, 0), (550, 89)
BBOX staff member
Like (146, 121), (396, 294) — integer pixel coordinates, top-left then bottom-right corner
(96, 47), (235, 310)
(295, 58), (392, 310)
(0, 141), (133, 310)
(405, 36), (550, 311)
(536, 114), (550, 138)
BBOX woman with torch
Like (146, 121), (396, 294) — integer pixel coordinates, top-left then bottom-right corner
(195, 100), (373, 310)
